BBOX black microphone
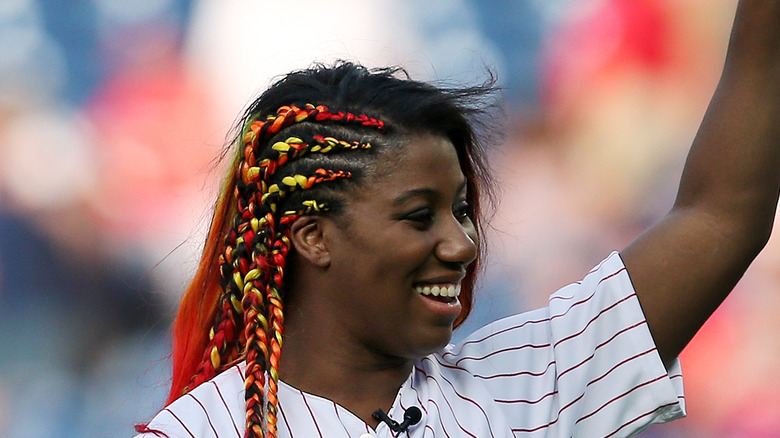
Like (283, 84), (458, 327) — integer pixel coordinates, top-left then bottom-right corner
(372, 406), (422, 433)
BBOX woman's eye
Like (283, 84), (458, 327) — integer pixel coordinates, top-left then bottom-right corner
(454, 201), (472, 221)
(404, 208), (434, 226)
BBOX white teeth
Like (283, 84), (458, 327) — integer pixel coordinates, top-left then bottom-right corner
(415, 284), (461, 298)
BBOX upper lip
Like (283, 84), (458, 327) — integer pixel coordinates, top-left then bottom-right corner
(414, 273), (465, 286)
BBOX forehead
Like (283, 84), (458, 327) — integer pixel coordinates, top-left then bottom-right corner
(357, 134), (466, 200)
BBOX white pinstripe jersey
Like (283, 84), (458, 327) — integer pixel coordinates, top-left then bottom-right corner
(136, 252), (686, 437)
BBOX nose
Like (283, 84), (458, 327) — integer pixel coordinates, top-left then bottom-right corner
(435, 216), (479, 267)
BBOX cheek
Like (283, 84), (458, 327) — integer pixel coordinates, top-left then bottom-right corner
(333, 221), (435, 284)
(357, 240), (434, 295)
(369, 244), (425, 280)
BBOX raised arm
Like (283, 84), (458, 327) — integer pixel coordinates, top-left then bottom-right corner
(621, 0), (780, 367)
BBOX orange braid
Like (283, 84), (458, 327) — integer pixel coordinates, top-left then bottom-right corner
(262, 227), (291, 438)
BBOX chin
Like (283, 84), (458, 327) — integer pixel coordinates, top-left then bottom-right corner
(410, 328), (453, 357)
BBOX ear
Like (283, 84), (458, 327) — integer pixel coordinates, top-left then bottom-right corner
(289, 216), (331, 268)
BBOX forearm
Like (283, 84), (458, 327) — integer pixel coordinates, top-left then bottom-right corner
(675, 0), (780, 246)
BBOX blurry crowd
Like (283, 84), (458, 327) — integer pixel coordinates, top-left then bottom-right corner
(0, 1), (777, 436)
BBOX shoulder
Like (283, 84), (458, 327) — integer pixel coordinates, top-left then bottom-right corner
(443, 252), (634, 363)
(135, 365), (245, 438)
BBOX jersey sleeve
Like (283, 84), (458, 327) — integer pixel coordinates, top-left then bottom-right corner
(443, 252), (686, 437)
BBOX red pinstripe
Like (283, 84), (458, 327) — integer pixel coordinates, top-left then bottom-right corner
(425, 399), (452, 438)
(604, 402), (679, 438)
(163, 408), (196, 438)
(211, 381), (241, 437)
(552, 293), (635, 348)
(453, 341), (551, 366)
(557, 322), (648, 379)
(278, 403), (293, 438)
(441, 354), (556, 380)
(416, 366), (480, 438)
(495, 389), (558, 405)
(423, 357), (497, 438)
(331, 403), (351, 437)
(575, 374), (668, 425)
(299, 391), (324, 438)
(443, 316), (551, 357)
(185, 393), (219, 437)
(549, 268), (627, 323)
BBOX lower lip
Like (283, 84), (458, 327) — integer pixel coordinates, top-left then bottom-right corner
(416, 293), (462, 321)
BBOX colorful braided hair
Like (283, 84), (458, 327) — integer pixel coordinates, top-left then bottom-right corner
(166, 62), (497, 438)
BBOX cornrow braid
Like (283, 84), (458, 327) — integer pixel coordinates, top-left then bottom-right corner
(244, 103), (385, 150)
(187, 103), (384, 438)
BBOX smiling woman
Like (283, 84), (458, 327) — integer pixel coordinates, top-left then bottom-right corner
(135, 2), (780, 437)
(135, 62), (497, 437)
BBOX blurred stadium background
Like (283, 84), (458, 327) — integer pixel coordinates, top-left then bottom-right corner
(1, 0), (777, 436)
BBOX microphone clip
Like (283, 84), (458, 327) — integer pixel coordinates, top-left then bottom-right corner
(372, 406), (422, 433)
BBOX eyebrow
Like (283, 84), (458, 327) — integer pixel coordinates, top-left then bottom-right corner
(392, 181), (468, 206)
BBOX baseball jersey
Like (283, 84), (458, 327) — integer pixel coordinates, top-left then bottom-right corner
(136, 252), (686, 437)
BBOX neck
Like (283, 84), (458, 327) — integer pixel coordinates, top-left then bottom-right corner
(280, 304), (414, 427)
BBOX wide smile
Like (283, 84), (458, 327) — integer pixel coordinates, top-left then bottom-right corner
(414, 283), (461, 301)
(413, 282), (463, 321)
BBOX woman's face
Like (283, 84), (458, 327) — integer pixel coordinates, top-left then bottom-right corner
(321, 134), (479, 359)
